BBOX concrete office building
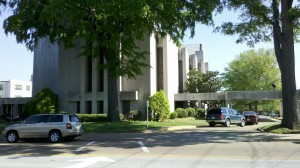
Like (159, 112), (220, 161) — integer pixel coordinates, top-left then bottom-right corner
(32, 35), (207, 116)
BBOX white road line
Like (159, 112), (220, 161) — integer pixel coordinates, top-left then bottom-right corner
(138, 141), (150, 153)
(75, 141), (96, 152)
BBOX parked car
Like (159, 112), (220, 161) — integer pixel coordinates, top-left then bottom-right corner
(242, 111), (259, 124)
(2, 114), (84, 143)
(206, 107), (246, 127)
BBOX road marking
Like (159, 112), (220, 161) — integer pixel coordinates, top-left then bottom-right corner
(138, 141), (149, 153)
(58, 157), (115, 168)
(75, 141), (96, 152)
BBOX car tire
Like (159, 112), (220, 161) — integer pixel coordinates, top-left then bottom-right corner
(6, 131), (19, 143)
(240, 119), (246, 127)
(209, 122), (216, 127)
(48, 130), (62, 143)
(225, 119), (231, 127)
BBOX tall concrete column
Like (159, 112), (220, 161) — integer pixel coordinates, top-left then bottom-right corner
(80, 56), (86, 114)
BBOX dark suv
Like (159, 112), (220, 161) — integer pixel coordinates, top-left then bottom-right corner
(206, 107), (246, 127)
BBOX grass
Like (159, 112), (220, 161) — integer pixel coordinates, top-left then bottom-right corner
(260, 124), (300, 134)
(82, 117), (207, 133)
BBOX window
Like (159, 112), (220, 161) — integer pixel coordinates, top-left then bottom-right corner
(26, 86), (30, 91)
(0, 84), (3, 90)
(15, 84), (22, 90)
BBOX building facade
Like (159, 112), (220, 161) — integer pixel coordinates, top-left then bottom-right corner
(32, 36), (207, 117)
(0, 79), (32, 98)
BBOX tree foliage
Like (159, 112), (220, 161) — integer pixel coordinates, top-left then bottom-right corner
(23, 88), (58, 117)
(186, 69), (222, 93)
(222, 48), (281, 91)
(149, 90), (170, 121)
(2, 0), (220, 121)
(215, 0), (300, 129)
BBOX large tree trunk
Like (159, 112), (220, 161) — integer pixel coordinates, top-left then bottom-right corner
(272, 0), (300, 129)
(107, 70), (121, 122)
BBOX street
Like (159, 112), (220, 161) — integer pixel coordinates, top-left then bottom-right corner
(1, 122), (300, 168)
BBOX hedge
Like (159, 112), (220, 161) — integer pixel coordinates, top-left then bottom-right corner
(76, 114), (108, 122)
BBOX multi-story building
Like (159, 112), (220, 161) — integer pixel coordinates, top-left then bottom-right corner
(32, 36), (208, 117)
(0, 79), (32, 98)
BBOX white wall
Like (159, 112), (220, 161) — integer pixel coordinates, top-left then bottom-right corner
(0, 79), (32, 98)
(163, 36), (179, 112)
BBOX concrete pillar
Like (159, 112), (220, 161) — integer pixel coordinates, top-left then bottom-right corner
(226, 99), (232, 108)
(92, 61), (98, 114)
(80, 56), (86, 114)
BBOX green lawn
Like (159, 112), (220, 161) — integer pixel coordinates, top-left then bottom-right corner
(82, 118), (207, 133)
(260, 124), (300, 134)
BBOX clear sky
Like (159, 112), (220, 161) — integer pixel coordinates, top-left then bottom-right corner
(0, 9), (299, 89)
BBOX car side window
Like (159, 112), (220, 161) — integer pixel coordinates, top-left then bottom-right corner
(50, 115), (63, 122)
(221, 108), (228, 115)
(38, 115), (51, 123)
(228, 109), (234, 115)
(25, 116), (40, 124)
(69, 115), (80, 122)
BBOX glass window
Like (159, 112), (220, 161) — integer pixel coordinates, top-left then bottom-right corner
(0, 84), (3, 90)
(15, 84), (22, 90)
(26, 86), (30, 91)
(69, 115), (80, 122)
(38, 115), (51, 123)
(50, 115), (63, 122)
(25, 116), (40, 124)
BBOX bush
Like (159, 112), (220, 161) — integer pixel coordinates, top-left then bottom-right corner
(76, 114), (108, 122)
(176, 108), (188, 118)
(186, 107), (196, 117)
(196, 108), (206, 119)
(169, 112), (178, 119)
(149, 90), (170, 121)
(23, 88), (58, 117)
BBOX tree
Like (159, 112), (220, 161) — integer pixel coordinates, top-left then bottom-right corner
(222, 49), (281, 91)
(2, 0), (220, 121)
(186, 69), (222, 93)
(221, 49), (281, 111)
(215, 0), (300, 129)
(185, 69), (222, 108)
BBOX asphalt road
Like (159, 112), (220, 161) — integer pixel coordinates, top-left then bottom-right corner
(1, 121), (300, 168)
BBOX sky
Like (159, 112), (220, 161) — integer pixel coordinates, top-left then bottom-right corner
(0, 9), (299, 89)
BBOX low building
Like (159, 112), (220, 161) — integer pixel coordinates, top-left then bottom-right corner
(0, 79), (32, 98)
(0, 79), (32, 119)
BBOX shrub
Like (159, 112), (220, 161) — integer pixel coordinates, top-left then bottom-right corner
(169, 112), (178, 119)
(186, 107), (196, 117)
(76, 114), (108, 122)
(196, 108), (206, 119)
(23, 88), (58, 117)
(176, 108), (188, 118)
(149, 90), (170, 121)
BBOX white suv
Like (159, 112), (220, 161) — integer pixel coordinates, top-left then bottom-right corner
(2, 114), (84, 143)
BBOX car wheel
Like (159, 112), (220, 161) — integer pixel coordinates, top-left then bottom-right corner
(48, 130), (62, 143)
(225, 119), (231, 127)
(209, 122), (216, 127)
(6, 131), (19, 143)
(240, 119), (246, 127)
